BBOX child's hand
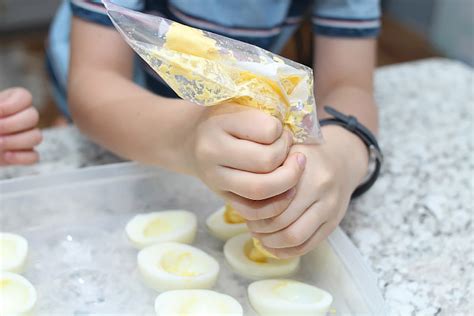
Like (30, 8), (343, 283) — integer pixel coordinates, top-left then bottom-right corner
(0, 88), (42, 165)
(235, 126), (370, 258)
(189, 103), (306, 202)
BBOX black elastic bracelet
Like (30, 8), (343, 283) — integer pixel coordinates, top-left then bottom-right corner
(319, 106), (383, 198)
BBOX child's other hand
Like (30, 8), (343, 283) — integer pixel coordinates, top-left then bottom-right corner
(0, 87), (42, 165)
(190, 103), (306, 202)
(240, 126), (370, 258)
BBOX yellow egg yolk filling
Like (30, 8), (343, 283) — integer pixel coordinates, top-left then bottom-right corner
(163, 23), (220, 60)
(224, 204), (278, 262)
(223, 204), (245, 224)
(138, 21), (314, 142)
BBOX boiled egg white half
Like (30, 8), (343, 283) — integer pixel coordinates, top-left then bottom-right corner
(224, 233), (299, 279)
(0, 272), (37, 316)
(206, 206), (248, 241)
(248, 279), (333, 316)
(0, 233), (28, 273)
(155, 289), (243, 316)
(126, 210), (197, 249)
(138, 242), (219, 292)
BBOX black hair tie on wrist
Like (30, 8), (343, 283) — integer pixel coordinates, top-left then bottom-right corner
(319, 106), (383, 198)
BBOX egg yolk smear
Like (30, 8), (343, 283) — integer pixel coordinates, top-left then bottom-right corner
(143, 218), (172, 237)
(161, 251), (203, 277)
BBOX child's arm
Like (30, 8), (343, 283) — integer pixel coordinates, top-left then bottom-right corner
(232, 36), (378, 258)
(69, 18), (304, 202)
(0, 87), (42, 165)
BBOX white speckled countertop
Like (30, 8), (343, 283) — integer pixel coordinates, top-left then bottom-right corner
(1, 59), (472, 315)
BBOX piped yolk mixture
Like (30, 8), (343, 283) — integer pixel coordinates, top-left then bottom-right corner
(251, 238), (278, 261)
(224, 204), (278, 262)
(223, 204), (245, 224)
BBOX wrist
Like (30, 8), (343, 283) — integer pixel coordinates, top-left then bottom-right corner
(149, 98), (202, 175)
(321, 125), (369, 188)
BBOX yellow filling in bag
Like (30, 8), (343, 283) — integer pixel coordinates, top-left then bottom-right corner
(137, 22), (316, 143)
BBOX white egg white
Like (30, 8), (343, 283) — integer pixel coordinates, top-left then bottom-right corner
(138, 242), (219, 292)
(223, 233), (300, 279)
(248, 279), (333, 316)
(0, 272), (37, 316)
(126, 210), (197, 249)
(0, 233), (28, 273)
(206, 206), (248, 241)
(155, 289), (243, 316)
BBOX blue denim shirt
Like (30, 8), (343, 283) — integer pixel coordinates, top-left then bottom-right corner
(47, 0), (380, 117)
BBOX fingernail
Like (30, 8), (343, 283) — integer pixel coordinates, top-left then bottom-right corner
(296, 153), (306, 169)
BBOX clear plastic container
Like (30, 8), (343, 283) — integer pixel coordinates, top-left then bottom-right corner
(0, 162), (388, 315)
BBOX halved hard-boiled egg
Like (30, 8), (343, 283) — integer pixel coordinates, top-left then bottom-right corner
(224, 233), (299, 279)
(0, 272), (37, 316)
(0, 233), (28, 273)
(248, 279), (333, 316)
(126, 210), (197, 249)
(155, 289), (243, 316)
(138, 242), (219, 292)
(206, 205), (248, 241)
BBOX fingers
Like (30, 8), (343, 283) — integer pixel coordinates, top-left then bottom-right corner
(219, 130), (293, 173)
(246, 184), (317, 234)
(223, 187), (296, 221)
(0, 92), (41, 166)
(262, 221), (336, 259)
(0, 107), (39, 135)
(0, 129), (42, 150)
(219, 152), (306, 200)
(2, 150), (39, 165)
(0, 87), (33, 117)
(253, 202), (326, 249)
(220, 107), (283, 145)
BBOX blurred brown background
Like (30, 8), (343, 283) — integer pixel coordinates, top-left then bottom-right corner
(0, 0), (473, 128)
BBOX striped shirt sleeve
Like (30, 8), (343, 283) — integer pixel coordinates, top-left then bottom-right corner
(70, 0), (144, 26)
(312, 0), (381, 37)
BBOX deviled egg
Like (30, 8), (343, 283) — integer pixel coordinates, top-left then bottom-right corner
(126, 210), (197, 249)
(155, 289), (243, 316)
(0, 233), (28, 273)
(0, 272), (37, 316)
(224, 233), (299, 279)
(206, 205), (248, 241)
(138, 242), (219, 292)
(248, 279), (333, 316)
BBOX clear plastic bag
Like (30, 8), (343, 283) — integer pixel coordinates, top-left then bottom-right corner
(103, 0), (322, 143)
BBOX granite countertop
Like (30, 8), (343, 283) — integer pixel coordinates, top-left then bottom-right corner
(1, 58), (472, 315)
